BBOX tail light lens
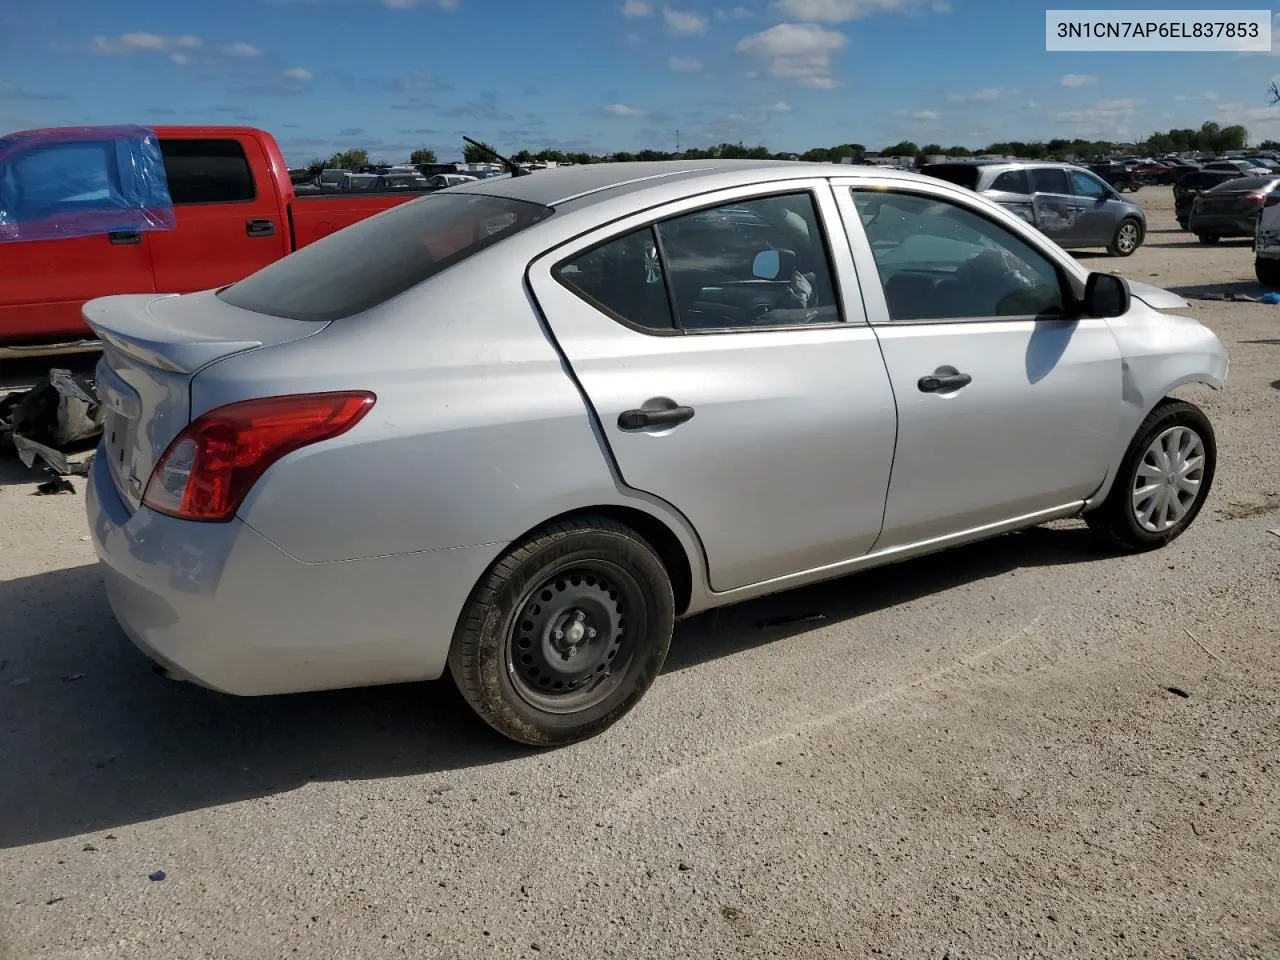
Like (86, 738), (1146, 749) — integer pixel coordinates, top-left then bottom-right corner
(143, 391), (375, 522)
(1245, 192), (1267, 204)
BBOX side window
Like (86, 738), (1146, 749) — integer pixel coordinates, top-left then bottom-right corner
(1070, 171), (1108, 199)
(851, 190), (1067, 322)
(655, 192), (839, 330)
(556, 228), (675, 331)
(160, 139), (254, 204)
(1029, 167), (1070, 194)
(7, 142), (115, 217)
(989, 170), (1029, 195)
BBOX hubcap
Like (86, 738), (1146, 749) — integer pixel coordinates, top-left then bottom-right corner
(506, 564), (635, 713)
(1131, 426), (1205, 533)
(1118, 223), (1138, 252)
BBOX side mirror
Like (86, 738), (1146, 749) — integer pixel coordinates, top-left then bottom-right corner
(1082, 272), (1130, 318)
(752, 248), (796, 280)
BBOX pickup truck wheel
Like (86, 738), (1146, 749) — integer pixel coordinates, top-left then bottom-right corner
(1107, 218), (1143, 257)
(1085, 400), (1216, 553)
(1255, 257), (1280, 289)
(1196, 234), (1220, 245)
(448, 516), (674, 747)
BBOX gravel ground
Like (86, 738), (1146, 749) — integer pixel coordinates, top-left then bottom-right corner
(1, 190), (1277, 960)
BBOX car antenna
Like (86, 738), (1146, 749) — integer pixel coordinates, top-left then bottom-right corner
(463, 136), (530, 177)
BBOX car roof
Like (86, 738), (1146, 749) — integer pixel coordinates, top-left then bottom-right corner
(451, 159), (928, 211)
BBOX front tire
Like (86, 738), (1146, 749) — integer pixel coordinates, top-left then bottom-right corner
(1196, 234), (1220, 245)
(449, 515), (675, 746)
(1085, 400), (1216, 552)
(1108, 218), (1143, 257)
(1256, 256), (1280, 289)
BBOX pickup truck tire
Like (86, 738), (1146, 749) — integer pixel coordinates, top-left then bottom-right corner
(448, 515), (675, 747)
(1255, 256), (1280, 289)
(1196, 234), (1220, 245)
(1085, 399), (1216, 553)
(1107, 218), (1143, 257)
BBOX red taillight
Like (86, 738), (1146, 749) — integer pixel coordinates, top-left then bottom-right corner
(1192, 196), (1204, 207)
(1245, 192), (1267, 204)
(143, 391), (375, 522)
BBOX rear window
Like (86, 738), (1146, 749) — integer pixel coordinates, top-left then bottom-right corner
(160, 139), (254, 204)
(989, 169), (1029, 194)
(219, 193), (552, 322)
(1029, 167), (1070, 194)
(1207, 176), (1277, 193)
(920, 164), (981, 190)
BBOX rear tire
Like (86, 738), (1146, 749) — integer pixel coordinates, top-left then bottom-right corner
(1176, 217), (1189, 231)
(448, 515), (674, 747)
(1256, 257), (1280, 289)
(1196, 234), (1220, 245)
(1085, 400), (1216, 552)
(1107, 218), (1143, 257)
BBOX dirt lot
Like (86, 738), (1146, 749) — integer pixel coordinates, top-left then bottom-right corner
(0, 189), (1277, 960)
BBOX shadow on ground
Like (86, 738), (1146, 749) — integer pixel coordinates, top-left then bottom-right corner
(0, 524), (1107, 849)
(1167, 280), (1266, 300)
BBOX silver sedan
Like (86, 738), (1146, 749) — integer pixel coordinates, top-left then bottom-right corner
(84, 161), (1228, 745)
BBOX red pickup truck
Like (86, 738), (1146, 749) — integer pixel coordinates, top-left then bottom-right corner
(0, 126), (424, 353)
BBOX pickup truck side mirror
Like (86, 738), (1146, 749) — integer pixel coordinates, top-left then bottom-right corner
(1082, 272), (1130, 318)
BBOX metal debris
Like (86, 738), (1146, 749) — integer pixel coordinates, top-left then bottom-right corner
(1, 367), (102, 476)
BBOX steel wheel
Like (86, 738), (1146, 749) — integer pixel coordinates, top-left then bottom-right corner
(506, 562), (638, 713)
(1116, 222), (1139, 254)
(1131, 426), (1205, 533)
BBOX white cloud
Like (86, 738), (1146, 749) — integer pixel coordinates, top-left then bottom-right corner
(223, 41), (261, 57)
(773, 0), (944, 21)
(715, 5), (753, 18)
(768, 100), (791, 111)
(383, 0), (460, 6)
(668, 56), (703, 71)
(91, 32), (203, 55)
(946, 86), (1009, 103)
(664, 8), (708, 34)
(1054, 97), (1138, 136)
(603, 103), (647, 117)
(1060, 73), (1098, 88)
(622, 0), (654, 15)
(737, 22), (846, 88)
(1173, 91), (1218, 102)
(912, 109), (940, 121)
(170, 52), (192, 65)
(282, 67), (312, 81)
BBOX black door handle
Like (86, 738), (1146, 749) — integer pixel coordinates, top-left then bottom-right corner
(108, 230), (142, 245)
(617, 406), (695, 430)
(246, 218), (276, 238)
(918, 373), (972, 393)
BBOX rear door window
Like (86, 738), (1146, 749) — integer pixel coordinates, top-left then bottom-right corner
(160, 139), (255, 204)
(989, 170), (1029, 194)
(219, 193), (552, 322)
(1029, 167), (1071, 194)
(1069, 171), (1109, 199)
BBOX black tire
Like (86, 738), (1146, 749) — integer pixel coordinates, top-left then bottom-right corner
(1107, 217), (1143, 257)
(1176, 217), (1189, 231)
(1085, 399), (1216, 552)
(448, 515), (675, 746)
(1256, 256), (1280, 289)
(1196, 234), (1220, 245)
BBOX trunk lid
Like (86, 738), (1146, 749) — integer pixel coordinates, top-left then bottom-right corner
(1196, 191), (1260, 215)
(85, 292), (326, 511)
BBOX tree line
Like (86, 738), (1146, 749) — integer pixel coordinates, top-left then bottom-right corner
(308, 120), (1250, 171)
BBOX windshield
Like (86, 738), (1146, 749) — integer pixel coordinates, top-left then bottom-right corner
(219, 193), (552, 322)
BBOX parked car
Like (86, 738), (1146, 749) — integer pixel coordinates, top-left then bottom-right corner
(337, 172), (380, 192)
(428, 173), (480, 189)
(1254, 187), (1280, 286)
(1201, 159), (1269, 175)
(370, 173), (431, 191)
(921, 160), (1146, 256)
(0, 125), (426, 352)
(1173, 169), (1246, 229)
(1188, 175), (1280, 244)
(83, 160), (1227, 745)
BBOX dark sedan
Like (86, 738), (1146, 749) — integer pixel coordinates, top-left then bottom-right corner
(1188, 175), (1280, 244)
(1174, 169), (1245, 230)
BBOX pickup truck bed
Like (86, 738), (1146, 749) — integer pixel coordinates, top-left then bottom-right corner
(0, 126), (425, 351)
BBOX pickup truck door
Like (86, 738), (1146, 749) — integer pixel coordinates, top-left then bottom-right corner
(1027, 167), (1083, 244)
(0, 138), (156, 345)
(147, 137), (290, 294)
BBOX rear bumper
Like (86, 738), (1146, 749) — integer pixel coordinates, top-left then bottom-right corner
(85, 451), (503, 696)
(1188, 213), (1257, 237)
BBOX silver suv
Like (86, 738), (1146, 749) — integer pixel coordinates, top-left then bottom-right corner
(921, 161), (1147, 257)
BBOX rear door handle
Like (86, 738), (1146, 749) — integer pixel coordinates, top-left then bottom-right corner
(617, 405), (695, 430)
(108, 230), (142, 245)
(918, 372), (972, 393)
(246, 218), (276, 238)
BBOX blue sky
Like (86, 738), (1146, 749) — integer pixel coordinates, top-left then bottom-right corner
(1, 0), (1276, 164)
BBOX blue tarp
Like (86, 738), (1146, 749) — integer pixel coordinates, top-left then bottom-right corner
(0, 125), (175, 243)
